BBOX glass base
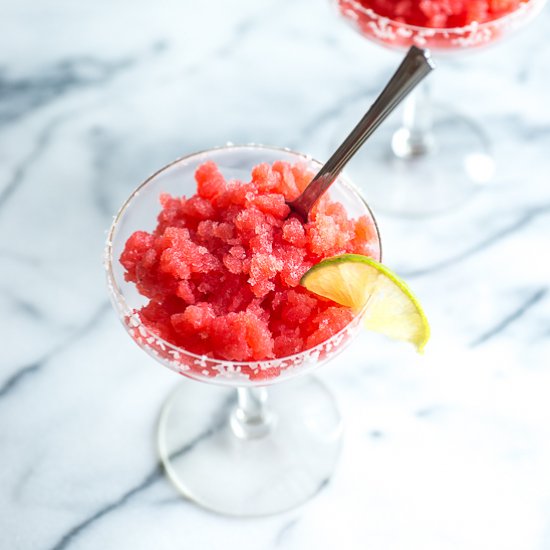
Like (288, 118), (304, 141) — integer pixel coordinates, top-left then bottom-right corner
(335, 103), (494, 217)
(158, 376), (343, 516)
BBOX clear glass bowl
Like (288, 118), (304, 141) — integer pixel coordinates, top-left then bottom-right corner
(330, 0), (547, 217)
(105, 144), (381, 516)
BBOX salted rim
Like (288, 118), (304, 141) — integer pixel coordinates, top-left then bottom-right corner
(104, 143), (382, 368)
(336, 0), (544, 35)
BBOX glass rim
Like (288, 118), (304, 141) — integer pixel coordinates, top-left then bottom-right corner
(105, 143), (382, 368)
(337, 0), (543, 35)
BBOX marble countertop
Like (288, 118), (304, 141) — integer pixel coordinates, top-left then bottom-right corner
(2, 1), (550, 549)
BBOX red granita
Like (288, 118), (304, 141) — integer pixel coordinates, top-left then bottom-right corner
(349, 0), (528, 28)
(120, 161), (379, 363)
(337, 0), (537, 51)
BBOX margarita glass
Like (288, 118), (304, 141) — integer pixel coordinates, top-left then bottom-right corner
(105, 144), (381, 516)
(332, 0), (547, 216)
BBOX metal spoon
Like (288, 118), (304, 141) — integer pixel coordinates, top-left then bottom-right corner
(287, 46), (435, 221)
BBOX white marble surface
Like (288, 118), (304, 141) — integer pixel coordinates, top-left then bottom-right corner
(2, 1), (550, 548)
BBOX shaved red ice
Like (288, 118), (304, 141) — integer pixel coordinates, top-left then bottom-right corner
(350, 0), (528, 27)
(120, 161), (379, 368)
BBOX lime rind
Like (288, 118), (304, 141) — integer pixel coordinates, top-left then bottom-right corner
(300, 254), (430, 353)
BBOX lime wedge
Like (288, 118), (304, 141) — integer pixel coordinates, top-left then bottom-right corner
(300, 254), (430, 353)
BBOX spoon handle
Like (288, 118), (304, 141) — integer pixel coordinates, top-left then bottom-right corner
(289, 46), (435, 220)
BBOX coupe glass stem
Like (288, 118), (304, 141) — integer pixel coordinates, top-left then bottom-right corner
(230, 387), (274, 439)
(391, 80), (434, 159)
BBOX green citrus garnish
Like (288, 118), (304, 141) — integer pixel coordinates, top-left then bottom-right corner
(300, 254), (430, 353)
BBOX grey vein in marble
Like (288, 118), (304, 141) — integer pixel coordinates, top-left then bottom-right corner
(48, 465), (164, 550)
(0, 302), (109, 399)
(0, 114), (67, 207)
(470, 287), (548, 348)
(48, 396), (233, 550)
(401, 202), (550, 278)
(0, 56), (138, 127)
(2, 1), (550, 549)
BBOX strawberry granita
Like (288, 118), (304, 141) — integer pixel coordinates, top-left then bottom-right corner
(120, 160), (379, 365)
(348, 0), (529, 27)
(338, 0), (537, 50)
